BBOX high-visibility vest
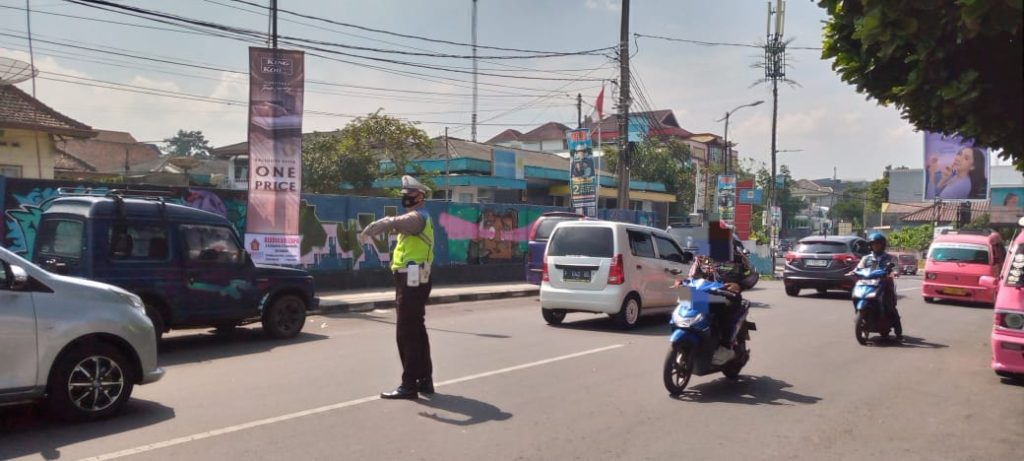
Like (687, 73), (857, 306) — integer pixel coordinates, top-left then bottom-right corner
(391, 209), (434, 272)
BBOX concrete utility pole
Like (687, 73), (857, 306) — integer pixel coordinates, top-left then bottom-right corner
(471, 0), (478, 142)
(764, 0), (786, 263)
(270, 0), (278, 48)
(616, 0), (631, 210)
(717, 100), (763, 175)
(830, 166), (837, 235)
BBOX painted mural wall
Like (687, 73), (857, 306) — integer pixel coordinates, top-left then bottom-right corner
(2, 178), (657, 271)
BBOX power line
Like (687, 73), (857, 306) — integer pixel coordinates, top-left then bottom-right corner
(224, 0), (615, 56)
(67, 0), (614, 62)
(635, 32), (821, 50)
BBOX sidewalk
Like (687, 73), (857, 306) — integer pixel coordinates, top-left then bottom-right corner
(313, 282), (540, 314)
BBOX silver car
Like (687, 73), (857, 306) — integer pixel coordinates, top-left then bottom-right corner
(0, 246), (164, 421)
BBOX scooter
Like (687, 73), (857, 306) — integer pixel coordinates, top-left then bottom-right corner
(851, 262), (902, 345)
(663, 277), (756, 396)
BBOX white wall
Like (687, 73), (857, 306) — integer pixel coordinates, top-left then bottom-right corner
(0, 128), (56, 179)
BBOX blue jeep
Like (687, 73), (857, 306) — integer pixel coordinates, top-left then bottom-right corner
(31, 193), (317, 341)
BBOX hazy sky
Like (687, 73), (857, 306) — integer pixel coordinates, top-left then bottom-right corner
(1, 0), (946, 180)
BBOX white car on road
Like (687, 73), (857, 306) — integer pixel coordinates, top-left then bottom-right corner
(0, 246), (164, 421)
(540, 221), (693, 328)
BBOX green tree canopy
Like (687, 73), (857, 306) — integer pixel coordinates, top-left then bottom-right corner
(162, 129), (212, 157)
(819, 0), (1023, 170)
(302, 110), (432, 194)
(602, 138), (694, 214)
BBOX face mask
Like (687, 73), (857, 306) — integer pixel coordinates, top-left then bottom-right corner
(402, 195), (419, 208)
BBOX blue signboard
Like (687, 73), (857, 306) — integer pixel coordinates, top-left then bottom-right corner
(628, 116), (649, 143)
(493, 149), (520, 179)
(738, 188), (763, 204)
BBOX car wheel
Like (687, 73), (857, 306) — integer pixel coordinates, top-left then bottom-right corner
(611, 295), (641, 329)
(663, 345), (692, 396)
(923, 297), (937, 304)
(47, 342), (134, 421)
(785, 285), (800, 297)
(263, 294), (307, 339)
(541, 308), (566, 325)
(144, 303), (166, 342)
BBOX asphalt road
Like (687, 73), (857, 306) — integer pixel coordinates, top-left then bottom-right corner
(2, 277), (1021, 460)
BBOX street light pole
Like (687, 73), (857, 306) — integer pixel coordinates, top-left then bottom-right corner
(717, 100), (763, 175)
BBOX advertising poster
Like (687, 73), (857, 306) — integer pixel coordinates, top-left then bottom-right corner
(492, 149), (524, 180)
(567, 129), (598, 216)
(716, 174), (736, 225)
(923, 132), (991, 201)
(992, 187), (1024, 224)
(246, 47), (305, 264)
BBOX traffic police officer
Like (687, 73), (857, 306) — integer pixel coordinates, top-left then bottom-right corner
(360, 175), (435, 399)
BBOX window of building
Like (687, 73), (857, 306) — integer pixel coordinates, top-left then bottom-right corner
(1, 165), (22, 178)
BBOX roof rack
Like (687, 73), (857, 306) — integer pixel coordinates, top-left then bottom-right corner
(56, 187), (108, 197)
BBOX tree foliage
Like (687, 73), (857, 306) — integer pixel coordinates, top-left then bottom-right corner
(162, 129), (212, 157)
(830, 185), (866, 227)
(302, 111), (432, 194)
(819, 0), (1023, 170)
(887, 224), (934, 253)
(602, 139), (694, 214)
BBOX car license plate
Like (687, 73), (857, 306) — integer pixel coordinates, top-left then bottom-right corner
(942, 287), (967, 296)
(564, 269), (591, 282)
(806, 259), (828, 267)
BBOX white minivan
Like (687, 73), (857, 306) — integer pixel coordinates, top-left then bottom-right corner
(540, 221), (693, 328)
(0, 246), (164, 421)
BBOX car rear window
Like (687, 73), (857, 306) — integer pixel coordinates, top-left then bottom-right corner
(928, 243), (990, 264)
(898, 254), (915, 262)
(534, 217), (575, 241)
(547, 227), (613, 258)
(36, 219), (84, 259)
(796, 241), (849, 254)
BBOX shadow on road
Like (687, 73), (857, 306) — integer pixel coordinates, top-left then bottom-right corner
(673, 375), (822, 406)
(807, 291), (852, 300)
(158, 328), (329, 366)
(338, 311), (512, 339)
(414, 393), (512, 426)
(547, 314), (669, 336)
(866, 335), (949, 349)
(0, 399), (175, 460)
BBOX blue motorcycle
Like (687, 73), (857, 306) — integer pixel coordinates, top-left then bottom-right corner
(851, 263), (902, 345)
(663, 278), (756, 396)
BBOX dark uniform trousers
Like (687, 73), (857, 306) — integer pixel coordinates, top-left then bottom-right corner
(394, 272), (433, 387)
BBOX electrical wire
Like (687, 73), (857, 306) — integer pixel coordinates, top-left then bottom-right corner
(635, 33), (822, 51)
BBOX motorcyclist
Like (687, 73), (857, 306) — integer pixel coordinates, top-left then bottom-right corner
(853, 232), (903, 340)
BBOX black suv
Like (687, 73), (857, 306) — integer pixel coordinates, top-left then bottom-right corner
(32, 193), (318, 340)
(782, 236), (870, 296)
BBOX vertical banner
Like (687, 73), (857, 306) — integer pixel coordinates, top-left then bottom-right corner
(923, 132), (991, 201)
(246, 47), (304, 264)
(716, 174), (736, 226)
(567, 129), (597, 216)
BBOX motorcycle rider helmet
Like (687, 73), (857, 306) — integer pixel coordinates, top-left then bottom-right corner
(867, 232), (887, 251)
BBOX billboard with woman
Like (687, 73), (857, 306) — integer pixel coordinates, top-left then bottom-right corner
(923, 132), (990, 200)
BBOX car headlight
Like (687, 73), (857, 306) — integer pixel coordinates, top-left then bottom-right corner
(111, 289), (145, 311)
(1003, 313), (1024, 330)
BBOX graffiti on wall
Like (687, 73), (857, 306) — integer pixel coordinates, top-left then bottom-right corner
(1, 178), (248, 256)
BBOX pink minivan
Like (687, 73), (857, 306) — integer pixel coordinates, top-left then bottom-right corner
(981, 219), (1024, 381)
(922, 229), (1005, 306)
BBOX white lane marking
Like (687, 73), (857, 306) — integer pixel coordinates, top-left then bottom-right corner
(80, 344), (626, 461)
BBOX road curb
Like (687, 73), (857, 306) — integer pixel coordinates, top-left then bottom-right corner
(312, 287), (540, 315)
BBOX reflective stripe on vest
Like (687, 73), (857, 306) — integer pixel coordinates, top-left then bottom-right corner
(391, 209), (434, 272)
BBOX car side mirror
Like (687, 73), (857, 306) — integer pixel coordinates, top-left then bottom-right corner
(681, 251), (695, 265)
(8, 265), (30, 291)
(979, 275), (997, 289)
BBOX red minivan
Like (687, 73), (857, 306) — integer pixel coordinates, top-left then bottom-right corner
(922, 229), (1006, 306)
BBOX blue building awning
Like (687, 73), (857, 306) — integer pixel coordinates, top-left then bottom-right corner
(374, 175), (527, 190)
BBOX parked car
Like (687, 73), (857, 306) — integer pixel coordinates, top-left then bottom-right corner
(31, 193), (318, 341)
(0, 245), (164, 421)
(526, 212), (591, 285)
(980, 218), (1024, 381)
(922, 229), (1005, 305)
(783, 236), (870, 296)
(895, 252), (919, 275)
(540, 221), (693, 328)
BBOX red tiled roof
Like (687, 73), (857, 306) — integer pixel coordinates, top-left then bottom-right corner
(586, 110), (693, 141)
(901, 201), (991, 223)
(518, 122), (570, 142)
(55, 129), (161, 173)
(486, 129), (522, 144)
(0, 85), (94, 137)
